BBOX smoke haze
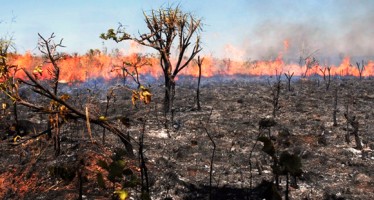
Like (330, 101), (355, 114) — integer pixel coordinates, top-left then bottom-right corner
(239, 0), (374, 62)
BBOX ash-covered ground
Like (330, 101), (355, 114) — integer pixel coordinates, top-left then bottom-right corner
(1, 76), (373, 200)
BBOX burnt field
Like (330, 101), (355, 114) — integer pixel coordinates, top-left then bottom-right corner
(0, 76), (374, 200)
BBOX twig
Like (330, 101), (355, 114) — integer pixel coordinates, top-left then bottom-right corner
(200, 107), (216, 200)
(85, 106), (94, 143)
(139, 119), (150, 196)
(196, 56), (204, 110)
(248, 131), (262, 198)
(10, 127), (54, 146)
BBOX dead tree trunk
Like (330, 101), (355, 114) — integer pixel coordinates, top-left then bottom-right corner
(13, 103), (20, 135)
(356, 60), (365, 80)
(270, 73), (282, 118)
(345, 103), (350, 144)
(284, 71), (294, 92)
(326, 67), (331, 91)
(285, 173), (290, 200)
(333, 87), (338, 126)
(344, 113), (363, 150)
(196, 56), (204, 110)
(38, 33), (64, 156)
(320, 66), (331, 91)
(272, 81), (281, 118)
(102, 90), (113, 145)
(139, 120), (150, 197)
(164, 74), (174, 115)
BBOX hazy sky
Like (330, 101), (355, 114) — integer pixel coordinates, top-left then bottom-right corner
(1, 0), (373, 61)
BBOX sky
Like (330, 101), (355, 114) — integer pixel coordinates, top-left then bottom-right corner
(1, 0), (374, 62)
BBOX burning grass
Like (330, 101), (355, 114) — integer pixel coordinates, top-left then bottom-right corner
(6, 52), (374, 83)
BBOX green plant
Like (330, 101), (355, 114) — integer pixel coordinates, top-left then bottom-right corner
(96, 149), (139, 199)
(258, 136), (303, 200)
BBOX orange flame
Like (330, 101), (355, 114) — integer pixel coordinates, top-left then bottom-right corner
(5, 50), (374, 84)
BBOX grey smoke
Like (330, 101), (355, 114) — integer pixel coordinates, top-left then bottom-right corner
(243, 0), (374, 63)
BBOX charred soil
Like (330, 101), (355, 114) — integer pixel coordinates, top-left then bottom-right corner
(1, 77), (373, 200)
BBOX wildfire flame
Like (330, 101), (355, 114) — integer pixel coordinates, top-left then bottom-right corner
(5, 48), (374, 83)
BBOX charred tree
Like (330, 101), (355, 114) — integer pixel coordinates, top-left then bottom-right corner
(269, 72), (282, 118)
(38, 33), (65, 156)
(200, 107), (216, 200)
(344, 113), (363, 150)
(284, 71), (294, 92)
(3, 64), (136, 157)
(78, 159), (84, 200)
(196, 56), (204, 111)
(333, 87), (338, 126)
(102, 89), (114, 145)
(101, 5), (202, 114)
(139, 119), (150, 198)
(298, 47), (319, 78)
(356, 60), (365, 80)
(320, 65), (331, 91)
(0, 37), (20, 135)
(37, 33), (63, 95)
(303, 57), (319, 78)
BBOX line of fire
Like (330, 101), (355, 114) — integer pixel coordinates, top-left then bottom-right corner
(5, 42), (374, 83)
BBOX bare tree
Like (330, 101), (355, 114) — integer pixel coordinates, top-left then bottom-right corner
(333, 87), (338, 126)
(356, 60), (365, 80)
(298, 46), (319, 78)
(37, 33), (65, 156)
(101, 5), (202, 114)
(284, 71), (294, 92)
(344, 113), (363, 150)
(195, 56), (204, 111)
(38, 33), (64, 94)
(303, 56), (319, 78)
(268, 70), (282, 118)
(319, 65), (331, 91)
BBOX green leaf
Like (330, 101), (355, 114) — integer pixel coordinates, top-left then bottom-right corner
(97, 160), (109, 171)
(96, 172), (106, 188)
(108, 160), (126, 182)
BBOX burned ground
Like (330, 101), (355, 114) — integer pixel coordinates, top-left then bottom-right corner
(0, 77), (373, 200)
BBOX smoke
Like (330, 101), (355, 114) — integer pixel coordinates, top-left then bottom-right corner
(242, 0), (374, 63)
